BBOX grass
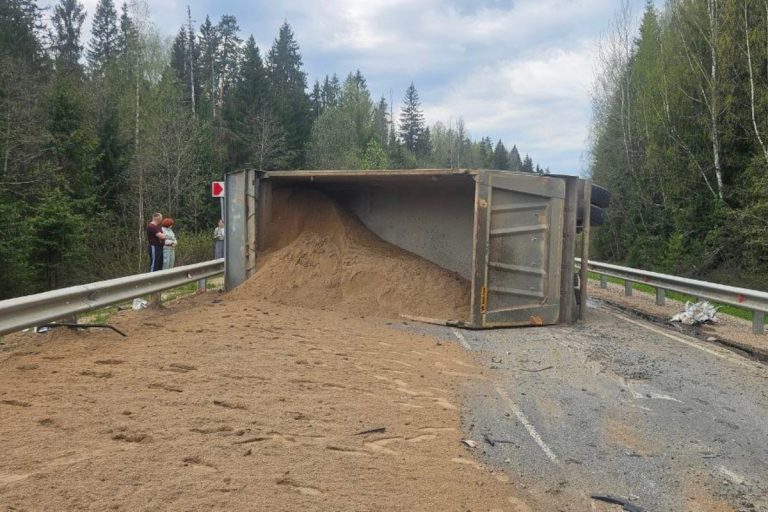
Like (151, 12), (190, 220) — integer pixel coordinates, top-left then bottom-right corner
(587, 271), (753, 321)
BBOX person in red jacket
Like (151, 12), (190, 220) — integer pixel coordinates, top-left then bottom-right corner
(146, 213), (167, 272)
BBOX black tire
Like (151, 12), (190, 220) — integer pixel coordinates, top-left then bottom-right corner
(576, 204), (606, 227)
(590, 184), (611, 208)
(589, 204), (605, 226)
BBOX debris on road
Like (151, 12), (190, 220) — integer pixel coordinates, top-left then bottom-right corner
(520, 365), (553, 373)
(354, 427), (386, 436)
(670, 301), (719, 325)
(462, 439), (477, 448)
(132, 298), (148, 310)
(591, 494), (645, 512)
(37, 323), (127, 337)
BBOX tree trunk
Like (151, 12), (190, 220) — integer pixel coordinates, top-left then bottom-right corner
(746, 0), (768, 167)
(708, 0), (724, 200)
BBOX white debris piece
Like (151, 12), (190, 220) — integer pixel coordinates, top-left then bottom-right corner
(670, 301), (719, 325)
(132, 298), (148, 310)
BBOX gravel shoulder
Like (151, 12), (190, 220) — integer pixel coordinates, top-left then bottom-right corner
(588, 278), (768, 357)
(0, 292), (524, 511)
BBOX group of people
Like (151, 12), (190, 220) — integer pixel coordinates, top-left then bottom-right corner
(146, 213), (178, 272)
(146, 214), (226, 273)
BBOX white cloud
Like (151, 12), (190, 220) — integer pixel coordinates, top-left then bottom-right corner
(41, 0), (653, 173)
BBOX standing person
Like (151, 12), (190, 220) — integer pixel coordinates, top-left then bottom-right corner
(146, 213), (166, 272)
(214, 219), (225, 259)
(161, 218), (177, 269)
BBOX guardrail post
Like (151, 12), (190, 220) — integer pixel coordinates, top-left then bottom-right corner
(753, 311), (765, 335)
(197, 278), (207, 293)
(624, 280), (633, 297)
(656, 287), (665, 306)
(600, 274), (607, 289)
(149, 291), (162, 309)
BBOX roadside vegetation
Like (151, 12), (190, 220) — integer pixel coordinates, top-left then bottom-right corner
(591, 0), (768, 291)
(0, 0), (550, 300)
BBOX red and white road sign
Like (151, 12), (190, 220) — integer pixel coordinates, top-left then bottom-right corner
(211, 181), (225, 197)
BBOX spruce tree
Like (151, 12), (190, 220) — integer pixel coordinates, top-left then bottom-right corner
(117, 2), (134, 58)
(398, 82), (425, 154)
(321, 74), (341, 109)
(266, 21), (310, 168)
(87, 0), (118, 75)
(51, 0), (86, 74)
(522, 154), (534, 173)
(372, 96), (389, 146)
(198, 15), (220, 119)
(509, 144), (522, 172)
(310, 79), (322, 118)
(216, 15), (241, 107)
(492, 140), (508, 169)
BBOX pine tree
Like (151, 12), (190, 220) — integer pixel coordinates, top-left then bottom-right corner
(492, 140), (508, 170)
(198, 15), (219, 119)
(309, 79), (322, 118)
(87, 0), (118, 76)
(51, 0), (86, 74)
(266, 21), (310, 168)
(509, 144), (522, 172)
(321, 73), (341, 109)
(398, 82), (425, 154)
(522, 154), (534, 173)
(372, 96), (389, 147)
(416, 126), (431, 157)
(216, 15), (241, 108)
(117, 2), (134, 59)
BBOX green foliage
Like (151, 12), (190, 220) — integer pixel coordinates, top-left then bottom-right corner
(591, 0), (768, 287)
(1, 5), (554, 301)
(361, 140), (388, 170)
(28, 189), (84, 290)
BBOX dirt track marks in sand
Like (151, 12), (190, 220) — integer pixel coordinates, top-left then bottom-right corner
(0, 293), (528, 511)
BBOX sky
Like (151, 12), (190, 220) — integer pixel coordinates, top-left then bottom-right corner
(66, 0), (660, 175)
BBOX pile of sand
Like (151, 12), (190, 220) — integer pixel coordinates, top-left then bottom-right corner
(230, 188), (470, 321)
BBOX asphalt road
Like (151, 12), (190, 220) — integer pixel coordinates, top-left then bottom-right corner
(444, 300), (768, 512)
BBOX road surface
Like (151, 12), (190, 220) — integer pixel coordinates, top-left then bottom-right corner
(449, 300), (768, 511)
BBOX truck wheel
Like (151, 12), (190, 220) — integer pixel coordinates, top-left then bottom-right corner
(576, 204), (606, 227)
(590, 184), (611, 208)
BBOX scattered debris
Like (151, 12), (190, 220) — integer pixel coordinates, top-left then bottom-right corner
(520, 365), (553, 373)
(462, 439), (477, 448)
(591, 494), (645, 512)
(132, 298), (148, 310)
(37, 323), (127, 337)
(670, 301), (719, 326)
(354, 427), (386, 436)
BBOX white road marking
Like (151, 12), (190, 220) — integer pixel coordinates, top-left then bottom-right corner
(451, 328), (472, 351)
(607, 311), (755, 369)
(717, 465), (746, 485)
(495, 387), (558, 463)
(626, 382), (683, 403)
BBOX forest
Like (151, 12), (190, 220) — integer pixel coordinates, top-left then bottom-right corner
(0, 0), (548, 299)
(591, 0), (768, 289)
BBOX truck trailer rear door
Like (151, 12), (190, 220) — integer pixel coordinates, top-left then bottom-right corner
(474, 172), (565, 327)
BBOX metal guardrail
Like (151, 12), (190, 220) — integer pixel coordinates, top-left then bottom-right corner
(0, 259), (224, 337)
(577, 258), (768, 334)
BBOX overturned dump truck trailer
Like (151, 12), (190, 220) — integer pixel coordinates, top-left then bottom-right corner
(224, 169), (589, 329)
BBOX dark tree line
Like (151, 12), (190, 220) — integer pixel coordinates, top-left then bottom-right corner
(0, 0), (549, 299)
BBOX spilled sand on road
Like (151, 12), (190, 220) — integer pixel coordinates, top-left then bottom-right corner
(230, 187), (470, 322)
(0, 293), (526, 511)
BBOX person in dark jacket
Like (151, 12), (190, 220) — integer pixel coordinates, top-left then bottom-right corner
(147, 213), (166, 272)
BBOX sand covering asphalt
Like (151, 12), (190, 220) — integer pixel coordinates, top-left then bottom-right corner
(231, 188), (470, 321)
